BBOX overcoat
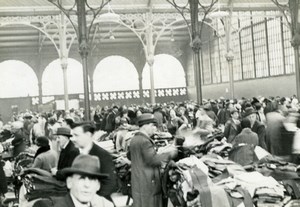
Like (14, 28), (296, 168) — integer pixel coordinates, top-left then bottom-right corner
(129, 132), (170, 207)
(224, 119), (241, 143)
(89, 143), (117, 197)
(56, 141), (80, 180)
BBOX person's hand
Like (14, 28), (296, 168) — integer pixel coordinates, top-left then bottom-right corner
(50, 167), (57, 176)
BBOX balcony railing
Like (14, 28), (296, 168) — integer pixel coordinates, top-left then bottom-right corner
(31, 87), (188, 106)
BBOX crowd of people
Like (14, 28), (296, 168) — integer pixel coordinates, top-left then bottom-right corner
(0, 95), (300, 206)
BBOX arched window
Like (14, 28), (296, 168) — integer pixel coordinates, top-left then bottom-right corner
(42, 58), (84, 95)
(142, 54), (186, 89)
(93, 56), (139, 92)
(0, 60), (38, 98)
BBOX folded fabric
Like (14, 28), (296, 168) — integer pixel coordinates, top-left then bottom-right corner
(177, 155), (209, 175)
(255, 187), (284, 198)
(234, 171), (285, 197)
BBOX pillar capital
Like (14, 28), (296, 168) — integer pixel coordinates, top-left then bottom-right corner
(60, 57), (68, 69)
(79, 39), (90, 58)
(147, 53), (155, 66)
(190, 35), (202, 53)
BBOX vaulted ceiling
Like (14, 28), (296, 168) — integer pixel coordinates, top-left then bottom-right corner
(0, 0), (286, 57)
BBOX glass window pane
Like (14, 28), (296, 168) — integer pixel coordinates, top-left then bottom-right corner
(267, 16), (284, 76)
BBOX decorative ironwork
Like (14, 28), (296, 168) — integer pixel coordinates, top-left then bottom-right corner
(158, 89), (165, 97)
(110, 92), (117, 100)
(143, 90), (150, 98)
(47, 0), (111, 121)
(125, 91), (132, 99)
(133, 91), (140, 98)
(180, 88), (187, 95)
(31, 87), (187, 106)
(173, 88), (179, 96)
(102, 93), (109, 100)
(117, 92), (125, 99)
(32, 97), (39, 105)
(94, 93), (101, 101)
(167, 0), (218, 104)
(0, 15), (76, 56)
(165, 89), (172, 96)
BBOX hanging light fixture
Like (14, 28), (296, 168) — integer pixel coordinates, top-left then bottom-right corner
(109, 28), (115, 40)
(98, 3), (120, 22)
(170, 29), (175, 42)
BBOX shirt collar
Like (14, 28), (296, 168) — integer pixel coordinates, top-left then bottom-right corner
(70, 193), (91, 207)
(62, 140), (70, 150)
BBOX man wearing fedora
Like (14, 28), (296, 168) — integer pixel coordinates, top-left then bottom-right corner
(51, 127), (80, 180)
(243, 106), (267, 150)
(71, 123), (117, 200)
(34, 154), (113, 207)
(129, 113), (177, 207)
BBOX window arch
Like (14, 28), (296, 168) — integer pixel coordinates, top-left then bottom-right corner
(0, 60), (38, 98)
(42, 58), (84, 96)
(93, 56), (139, 92)
(142, 54), (186, 89)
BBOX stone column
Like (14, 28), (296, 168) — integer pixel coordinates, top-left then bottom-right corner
(61, 58), (69, 111)
(225, 51), (235, 99)
(289, 0), (300, 99)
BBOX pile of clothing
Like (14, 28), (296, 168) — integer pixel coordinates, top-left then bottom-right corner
(163, 134), (300, 207)
(22, 168), (67, 201)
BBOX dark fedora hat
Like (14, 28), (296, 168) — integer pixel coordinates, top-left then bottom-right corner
(153, 104), (162, 112)
(137, 113), (158, 127)
(56, 127), (72, 137)
(61, 154), (109, 180)
(243, 107), (257, 118)
(36, 136), (49, 147)
(12, 134), (24, 147)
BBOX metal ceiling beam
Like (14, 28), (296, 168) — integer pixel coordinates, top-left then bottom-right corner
(0, 3), (280, 16)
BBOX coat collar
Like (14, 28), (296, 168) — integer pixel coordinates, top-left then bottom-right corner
(64, 194), (76, 207)
(135, 131), (155, 145)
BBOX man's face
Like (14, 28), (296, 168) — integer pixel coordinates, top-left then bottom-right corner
(67, 174), (100, 204)
(57, 135), (69, 150)
(247, 113), (256, 124)
(143, 123), (157, 137)
(72, 126), (91, 148)
(231, 112), (239, 120)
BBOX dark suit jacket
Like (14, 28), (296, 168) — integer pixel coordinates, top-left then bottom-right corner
(251, 120), (267, 150)
(56, 141), (80, 180)
(105, 111), (117, 133)
(89, 143), (117, 197)
(0, 158), (7, 194)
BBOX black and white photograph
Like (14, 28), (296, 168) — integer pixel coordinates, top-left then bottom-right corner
(0, 0), (300, 207)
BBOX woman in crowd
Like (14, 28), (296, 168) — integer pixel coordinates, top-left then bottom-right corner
(229, 118), (259, 166)
(32, 136), (58, 172)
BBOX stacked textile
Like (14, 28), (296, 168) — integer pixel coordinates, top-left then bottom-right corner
(163, 158), (254, 207)
(164, 153), (293, 207)
(234, 171), (285, 205)
(193, 133), (232, 158)
(22, 168), (67, 201)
